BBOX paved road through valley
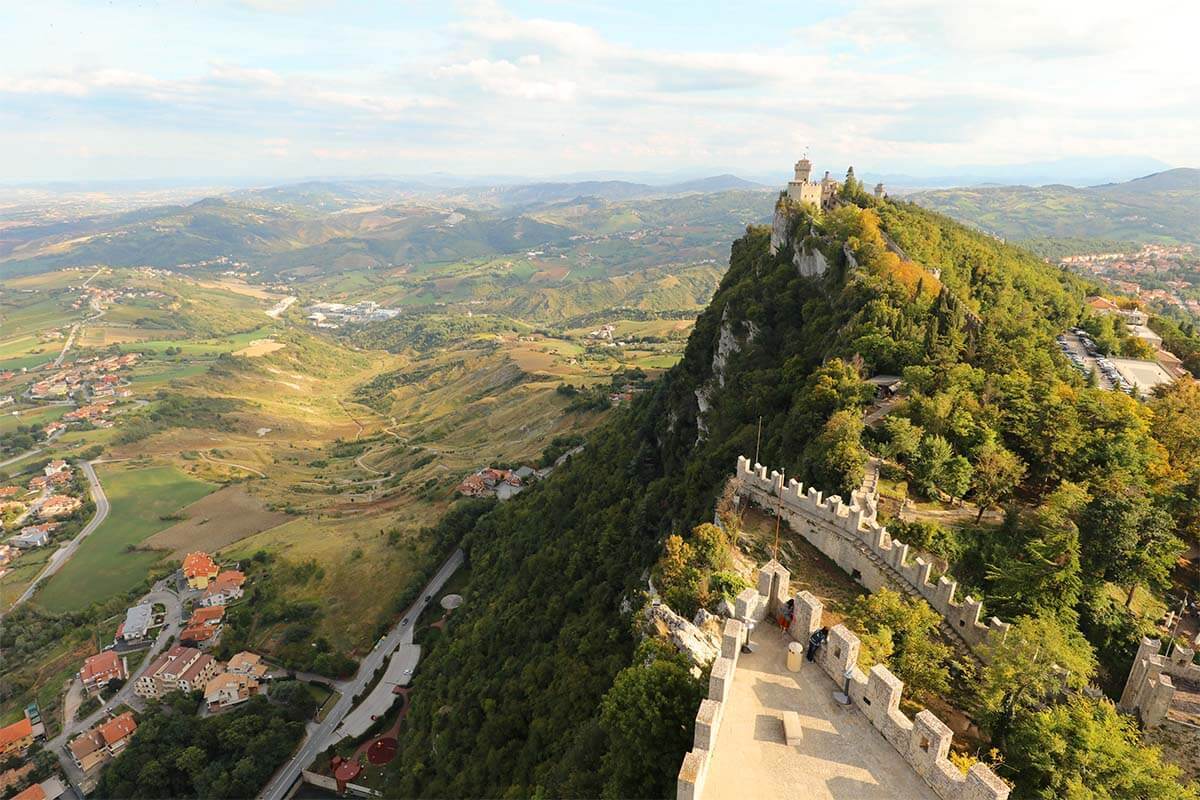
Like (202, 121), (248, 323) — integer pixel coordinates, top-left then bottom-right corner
(5, 460), (109, 611)
(258, 547), (465, 800)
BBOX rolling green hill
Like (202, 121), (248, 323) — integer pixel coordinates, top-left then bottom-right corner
(909, 167), (1200, 247)
(0, 187), (774, 281)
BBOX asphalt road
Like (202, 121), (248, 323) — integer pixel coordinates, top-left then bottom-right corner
(258, 547), (465, 800)
(8, 460), (109, 610)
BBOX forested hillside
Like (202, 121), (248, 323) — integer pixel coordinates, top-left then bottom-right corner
(387, 185), (1198, 798)
(909, 167), (1200, 247)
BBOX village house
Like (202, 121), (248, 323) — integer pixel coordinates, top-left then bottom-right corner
(117, 602), (152, 642)
(226, 651), (269, 679)
(43, 460), (68, 476)
(182, 551), (220, 589)
(38, 495), (81, 518)
(12, 523), (58, 548)
(10, 777), (66, 800)
(0, 486), (21, 499)
(1086, 295), (1121, 314)
(180, 623), (220, 647)
(68, 713), (137, 773)
(199, 570), (245, 606)
(189, 605), (225, 627)
(0, 718), (34, 758)
(204, 672), (260, 710)
(79, 651), (127, 695)
(134, 646), (218, 699)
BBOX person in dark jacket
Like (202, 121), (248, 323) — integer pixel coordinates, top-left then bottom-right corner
(806, 626), (829, 661)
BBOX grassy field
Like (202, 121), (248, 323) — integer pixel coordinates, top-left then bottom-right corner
(141, 485), (291, 559)
(0, 404), (68, 434)
(0, 546), (53, 609)
(35, 463), (216, 613)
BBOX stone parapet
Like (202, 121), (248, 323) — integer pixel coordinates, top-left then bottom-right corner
(790, 590), (1009, 800)
(679, 557), (1009, 800)
(736, 456), (1011, 656)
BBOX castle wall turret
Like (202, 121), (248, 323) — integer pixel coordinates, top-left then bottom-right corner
(1118, 635), (1200, 726)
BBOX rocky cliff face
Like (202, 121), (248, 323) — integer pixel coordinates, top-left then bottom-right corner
(643, 600), (720, 670)
(769, 202), (828, 277)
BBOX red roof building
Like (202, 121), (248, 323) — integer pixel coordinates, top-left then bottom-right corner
(182, 552), (220, 589)
(79, 651), (127, 694)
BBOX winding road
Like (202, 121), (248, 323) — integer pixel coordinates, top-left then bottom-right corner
(6, 460), (109, 611)
(258, 547), (465, 800)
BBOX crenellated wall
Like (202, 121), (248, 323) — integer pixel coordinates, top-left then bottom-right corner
(676, 617), (746, 800)
(1119, 636), (1200, 727)
(676, 561), (1010, 800)
(735, 456), (1010, 656)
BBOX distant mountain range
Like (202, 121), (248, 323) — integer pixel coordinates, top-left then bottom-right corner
(906, 168), (1200, 246)
(0, 179), (775, 277)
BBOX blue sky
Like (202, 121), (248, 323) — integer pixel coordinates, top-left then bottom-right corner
(1, 0), (1196, 181)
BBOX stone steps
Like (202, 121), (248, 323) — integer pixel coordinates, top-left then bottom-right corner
(851, 535), (978, 664)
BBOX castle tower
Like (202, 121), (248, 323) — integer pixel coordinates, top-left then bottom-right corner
(786, 155), (824, 208)
(874, 182), (886, 198)
(794, 157), (813, 183)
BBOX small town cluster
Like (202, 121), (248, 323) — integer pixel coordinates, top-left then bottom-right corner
(0, 550), (261, 799)
(1060, 244), (1200, 315)
(455, 466), (534, 500)
(27, 354), (139, 405)
(68, 285), (164, 314)
(0, 460), (87, 579)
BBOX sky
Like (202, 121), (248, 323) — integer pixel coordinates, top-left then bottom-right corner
(1, 0), (1197, 183)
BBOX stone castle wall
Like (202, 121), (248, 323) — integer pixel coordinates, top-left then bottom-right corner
(735, 456), (1011, 655)
(676, 561), (1010, 800)
(1119, 636), (1200, 727)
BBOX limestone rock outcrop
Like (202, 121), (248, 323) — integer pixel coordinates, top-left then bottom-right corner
(768, 203), (828, 277)
(644, 600), (720, 668)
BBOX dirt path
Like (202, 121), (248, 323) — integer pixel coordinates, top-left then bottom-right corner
(62, 677), (83, 729)
(336, 399), (366, 441)
(200, 451), (266, 478)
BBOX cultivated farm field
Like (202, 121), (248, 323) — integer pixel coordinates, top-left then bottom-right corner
(35, 463), (215, 613)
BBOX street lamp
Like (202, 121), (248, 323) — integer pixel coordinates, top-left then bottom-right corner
(833, 666), (853, 705)
(741, 618), (756, 654)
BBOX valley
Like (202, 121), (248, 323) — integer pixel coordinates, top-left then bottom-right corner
(0, 186), (762, 768)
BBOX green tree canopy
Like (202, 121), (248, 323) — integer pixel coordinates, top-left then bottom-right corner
(1005, 695), (1199, 800)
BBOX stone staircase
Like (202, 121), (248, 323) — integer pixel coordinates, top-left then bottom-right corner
(822, 516), (979, 665)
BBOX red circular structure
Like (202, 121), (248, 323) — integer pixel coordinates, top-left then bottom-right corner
(334, 760), (362, 782)
(367, 736), (398, 765)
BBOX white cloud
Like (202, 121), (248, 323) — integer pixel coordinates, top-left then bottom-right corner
(435, 58), (577, 101)
(0, 0), (1196, 179)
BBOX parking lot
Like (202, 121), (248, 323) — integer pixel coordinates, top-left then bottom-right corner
(1056, 329), (1124, 391)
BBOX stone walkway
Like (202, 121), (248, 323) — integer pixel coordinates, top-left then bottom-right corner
(703, 625), (937, 800)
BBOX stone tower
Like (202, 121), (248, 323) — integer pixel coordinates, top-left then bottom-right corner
(794, 157), (813, 183)
(786, 155), (824, 208)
